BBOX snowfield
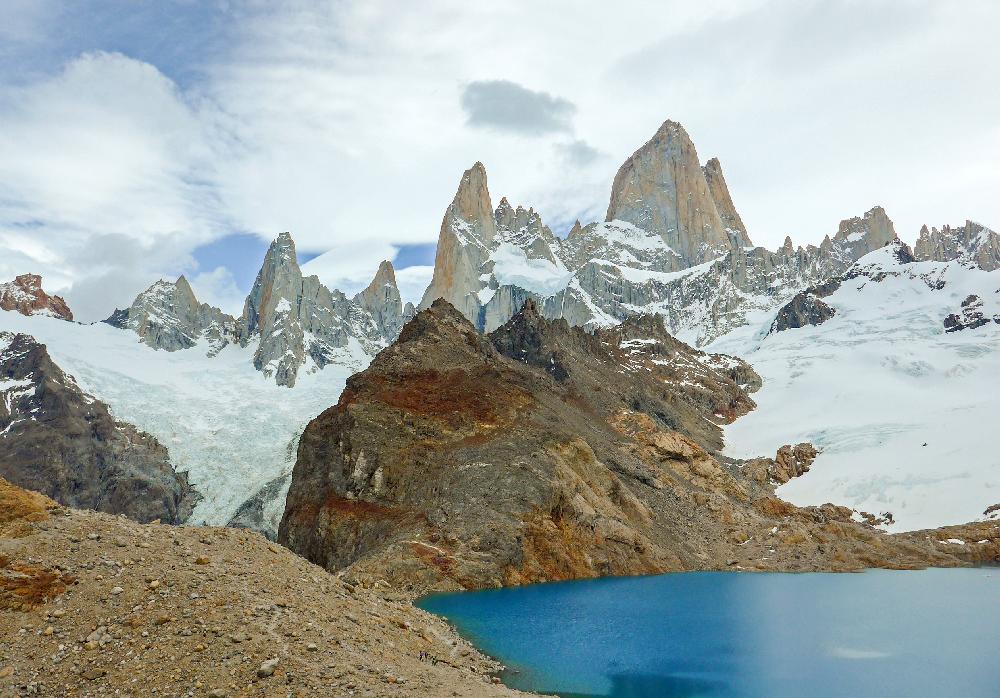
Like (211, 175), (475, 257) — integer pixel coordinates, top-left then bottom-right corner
(0, 310), (366, 529)
(714, 249), (1000, 531)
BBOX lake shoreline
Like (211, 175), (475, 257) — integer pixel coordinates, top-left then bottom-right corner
(417, 567), (1000, 697)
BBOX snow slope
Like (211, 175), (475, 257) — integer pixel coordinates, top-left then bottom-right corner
(0, 310), (366, 528)
(714, 248), (1000, 531)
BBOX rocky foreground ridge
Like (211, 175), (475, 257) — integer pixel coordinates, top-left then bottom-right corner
(279, 300), (1000, 594)
(0, 332), (199, 524)
(104, 234), (414, 387)
(0, 478), (526, 697)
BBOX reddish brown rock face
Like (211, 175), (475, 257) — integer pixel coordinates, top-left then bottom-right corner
(0, 274), (73, 321)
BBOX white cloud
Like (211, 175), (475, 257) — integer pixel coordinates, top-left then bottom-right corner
(300, 239), (401, 298)
(188, 266), (246, 317)
(394, 265), (435, 306)
(0, 52), (221, 241)
(0, 51), (229, 319)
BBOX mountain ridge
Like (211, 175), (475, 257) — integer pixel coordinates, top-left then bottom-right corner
(103, 232), (413, 387)
(279, 298), (999, 593)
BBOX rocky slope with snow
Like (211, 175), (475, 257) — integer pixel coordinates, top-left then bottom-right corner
(104, 276), (237, 355)
(0, 308), (360, 535)
(0, 274), (73, 321)
(0, 232), (414, 537)
(106, 232), (412, 388)
(239, 232), (414, 387)
(0, 332), (199, 523)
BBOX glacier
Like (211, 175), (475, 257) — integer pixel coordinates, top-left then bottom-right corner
(0, 309), (367, 530)
(714, 248), (1000, 531)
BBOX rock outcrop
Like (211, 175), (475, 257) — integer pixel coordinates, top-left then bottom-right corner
(0, 333), (199, 523)
(103, 276), (236, 355)
(745, 443), (820, 485)
(279, 301), (996, 594)
(915, 220), (1000, 271)
(944, 294), (999, 332)
(0, 274), (73, 321)
(770, 292), (836, 333)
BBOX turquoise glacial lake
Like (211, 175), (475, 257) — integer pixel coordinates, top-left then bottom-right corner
(417, 568), (1000, 697)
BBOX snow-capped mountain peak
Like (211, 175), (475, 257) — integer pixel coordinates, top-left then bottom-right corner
(104, 231), (411, 387)
(414, 120), (918, 347)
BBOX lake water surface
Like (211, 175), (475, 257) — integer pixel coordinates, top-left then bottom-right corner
(417, 568), (1000, 697)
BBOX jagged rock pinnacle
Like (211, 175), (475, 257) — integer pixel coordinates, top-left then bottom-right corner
(354, 260), (412, 341)
(605, 119), (751, 268)
(419, 162), (497, 319)
(915, 220), (1000, 271)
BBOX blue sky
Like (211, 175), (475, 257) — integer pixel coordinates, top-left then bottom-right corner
(1, 1), (998, 320)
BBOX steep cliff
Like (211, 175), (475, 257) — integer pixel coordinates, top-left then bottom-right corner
(606, 120), (752, 267)
(418, 162), (497, 321)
